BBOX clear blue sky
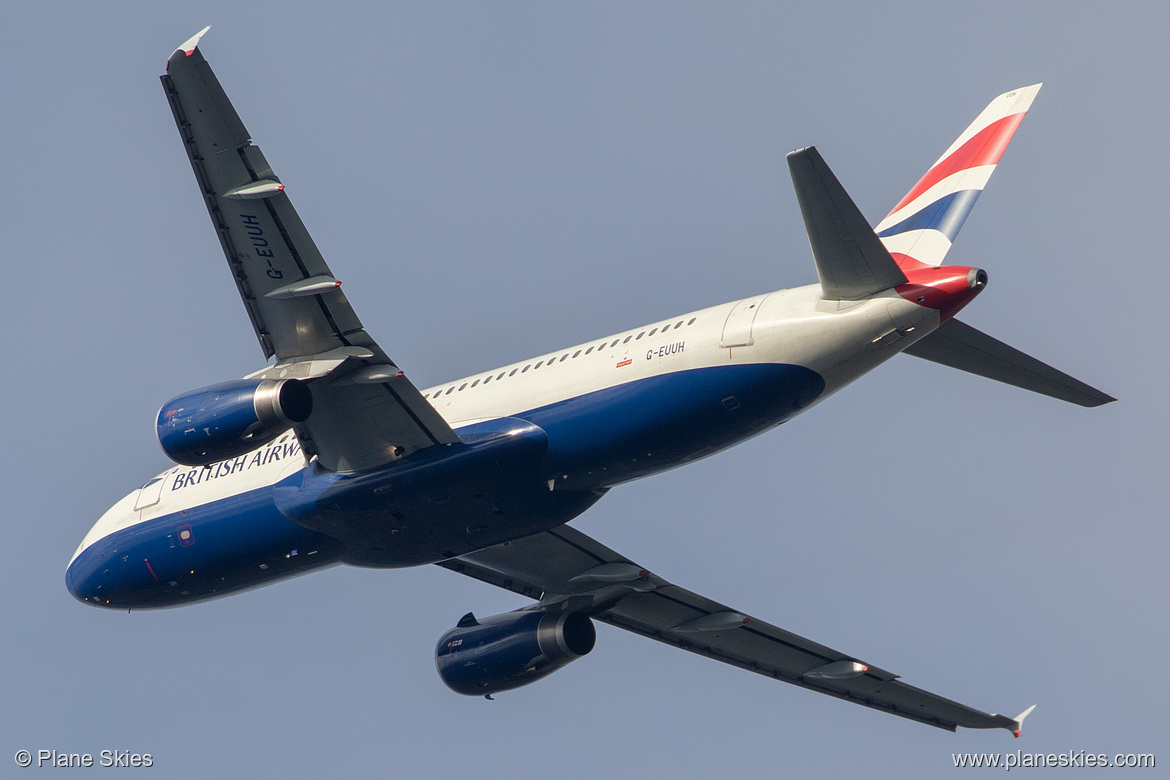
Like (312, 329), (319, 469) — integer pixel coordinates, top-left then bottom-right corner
(2, 2), (1163, 777)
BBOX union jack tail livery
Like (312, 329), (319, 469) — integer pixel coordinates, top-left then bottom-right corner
(876, 84), (1042, 270)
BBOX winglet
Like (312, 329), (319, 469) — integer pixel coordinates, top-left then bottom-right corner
(173, 26), (211, 59)
(1011, 704), (1037, 738)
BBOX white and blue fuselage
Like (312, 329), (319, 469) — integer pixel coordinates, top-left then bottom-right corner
(66, 285), (938, 608)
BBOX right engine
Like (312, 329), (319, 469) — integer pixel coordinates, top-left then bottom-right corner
(156, 378), (313, 466)
(436, 610), (596, 696)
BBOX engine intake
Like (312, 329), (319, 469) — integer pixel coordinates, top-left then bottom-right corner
(157, 378), (312, 466)
(436, 611), (595, 696)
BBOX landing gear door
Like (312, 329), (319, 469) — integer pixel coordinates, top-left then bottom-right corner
(720, 295), (770, 348)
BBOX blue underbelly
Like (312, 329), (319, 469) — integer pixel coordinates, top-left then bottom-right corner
(69, 362), (822, 609)
(518, 362), (823, 487)
(67, 487), (345, 609)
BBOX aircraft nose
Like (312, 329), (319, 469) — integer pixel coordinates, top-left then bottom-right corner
(66, 554), (94, 603)
(66, 547), (114, 608)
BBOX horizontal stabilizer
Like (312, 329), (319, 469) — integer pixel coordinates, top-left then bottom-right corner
(903, 319), (1115, 407)
(787, 147), (908, 301)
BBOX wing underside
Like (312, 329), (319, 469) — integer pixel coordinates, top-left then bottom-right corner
(440, 524), (1028, 734)
(162, 30), (458, 472)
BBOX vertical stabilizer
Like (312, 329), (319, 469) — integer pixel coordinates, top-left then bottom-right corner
(876, 85), (1042, 269)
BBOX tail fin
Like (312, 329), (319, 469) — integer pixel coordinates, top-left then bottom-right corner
(875, 84), (1042, 270)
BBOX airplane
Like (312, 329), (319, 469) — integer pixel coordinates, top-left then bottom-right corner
(67, 27), (1112, 736)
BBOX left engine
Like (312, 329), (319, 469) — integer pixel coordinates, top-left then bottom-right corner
(156, 378), (313, 466)
(436, 610), (596, 696)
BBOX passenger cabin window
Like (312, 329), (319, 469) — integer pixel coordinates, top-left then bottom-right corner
(471, 379), (480, 387)
(509, 369), (518, 377)
(649, 328), (658, 336)
(498, 372), (506, 380)
(445, 387), (454, 395)
(623, 335), (632, 344)
(560, 354), (569, 362)
(687, 317), (696, 325)
(522, 365), (530, 373)
(675, 320), (684, 328)
(573, 350), (582, 358)
(535, 361), (543, 370)
(636, 331), (645, 340)
(458, 383), (467, 391)
(585, 347), (594, 355)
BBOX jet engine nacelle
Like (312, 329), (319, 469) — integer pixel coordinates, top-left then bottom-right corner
(436, 610), (595, 696)
(156, 378), (312, 466)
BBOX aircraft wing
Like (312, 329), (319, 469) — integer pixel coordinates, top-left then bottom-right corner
(161, 29), (458, 473)
(440, 524), (1031, 734)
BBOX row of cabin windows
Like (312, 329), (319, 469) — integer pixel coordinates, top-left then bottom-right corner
(429, 317), (698, 399)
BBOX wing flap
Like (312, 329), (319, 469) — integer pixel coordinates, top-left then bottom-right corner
(441, 524), (1025, 733)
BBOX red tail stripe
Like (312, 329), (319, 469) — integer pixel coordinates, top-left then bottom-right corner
(887, 113), (1026, 216)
